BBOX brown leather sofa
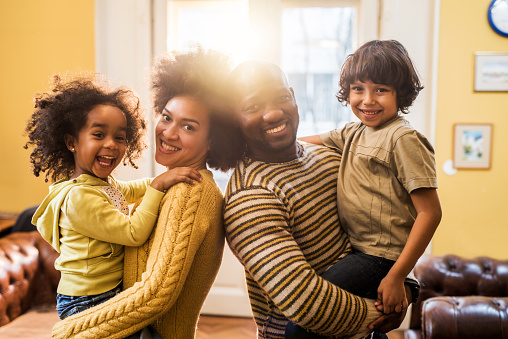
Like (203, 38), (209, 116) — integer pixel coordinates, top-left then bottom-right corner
(401, 254), (508, 339)
(0, 231), (60, 338)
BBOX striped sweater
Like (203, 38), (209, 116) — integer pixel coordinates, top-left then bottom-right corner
(224, 142), (381, 339)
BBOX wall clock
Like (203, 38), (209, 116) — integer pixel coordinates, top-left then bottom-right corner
(488, 0), (508, 37)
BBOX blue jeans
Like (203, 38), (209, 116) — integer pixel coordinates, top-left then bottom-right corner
(57, 286), (162, 339)
(57, 286), (122, 319)
(285, 250), (395, 339)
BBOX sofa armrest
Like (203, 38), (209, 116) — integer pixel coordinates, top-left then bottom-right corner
(410, 254), (508, 330)
(0, 231), (59, 327)
(421, 296), (508, 339)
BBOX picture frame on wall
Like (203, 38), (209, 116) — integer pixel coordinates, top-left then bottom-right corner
(474, 52), (508, 92)
(453, 124), (493, 169)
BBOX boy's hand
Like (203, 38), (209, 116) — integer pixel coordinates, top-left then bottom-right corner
(377, 274), (408, 314)
(150, 167), (202, 192)
(370, 285), (412, 332)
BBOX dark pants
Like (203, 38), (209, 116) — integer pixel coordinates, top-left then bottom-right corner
(285, 250), (395, 339)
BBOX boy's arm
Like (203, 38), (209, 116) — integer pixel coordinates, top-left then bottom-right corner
(377, 188), (442, 313)
(298, 135), (324, 145)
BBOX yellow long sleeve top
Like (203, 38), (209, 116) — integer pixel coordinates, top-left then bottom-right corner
(51, 170), (225, 339)
(32, 174), (164, 296)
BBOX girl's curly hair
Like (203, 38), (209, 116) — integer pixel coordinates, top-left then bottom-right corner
(25, 73), (147, 182)
(337, 40), (424, 114)
(150, 46), (244, 172)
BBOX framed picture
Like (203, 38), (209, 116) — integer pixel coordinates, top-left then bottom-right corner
(474, 52), (508, 92)
(453, 124), (493, 169)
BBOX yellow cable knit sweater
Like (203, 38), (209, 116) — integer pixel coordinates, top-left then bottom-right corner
(52, 170), (225, 339)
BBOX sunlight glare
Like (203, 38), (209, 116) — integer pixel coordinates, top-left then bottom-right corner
(167, 0), (257, 65)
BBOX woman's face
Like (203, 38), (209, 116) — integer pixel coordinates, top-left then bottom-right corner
(155, 95), (211, 170)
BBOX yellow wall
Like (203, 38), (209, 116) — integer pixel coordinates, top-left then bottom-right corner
(432, 0), (508, 259)
(0, 1), (95, 213)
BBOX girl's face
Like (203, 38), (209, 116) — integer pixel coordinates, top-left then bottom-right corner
(155, 95), (211, 170)
(66, 104), (127, 180)
(349, 79), (398, 128)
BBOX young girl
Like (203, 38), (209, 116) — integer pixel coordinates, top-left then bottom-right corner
(25, 73), (202, 322)
(290, 40), (442, 338)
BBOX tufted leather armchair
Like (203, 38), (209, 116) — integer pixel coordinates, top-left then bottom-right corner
(0, 231), (59, 326)
(402, 254), (508, 339)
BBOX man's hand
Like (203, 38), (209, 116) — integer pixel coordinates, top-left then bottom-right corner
(368, 308), (407, 333)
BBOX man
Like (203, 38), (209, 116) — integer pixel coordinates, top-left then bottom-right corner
(223, 61), (417, 339)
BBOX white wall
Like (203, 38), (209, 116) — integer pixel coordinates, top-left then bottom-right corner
(377, 0), (439, 141)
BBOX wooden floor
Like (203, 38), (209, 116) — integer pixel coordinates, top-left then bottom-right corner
(195, 315), (406, 339)
(196, 315), (257, 339)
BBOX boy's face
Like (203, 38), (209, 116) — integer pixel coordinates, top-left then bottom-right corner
(349, 79), (398, 128)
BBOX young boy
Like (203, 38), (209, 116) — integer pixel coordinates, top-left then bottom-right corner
(291, 40), (442, 338)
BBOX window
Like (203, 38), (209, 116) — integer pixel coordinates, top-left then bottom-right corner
(164, 0), (358, 187)
(281, 5), (356, 135)
(166, 0), (357, 133)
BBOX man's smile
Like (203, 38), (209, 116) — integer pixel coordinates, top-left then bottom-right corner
(265, 122), (287, 134)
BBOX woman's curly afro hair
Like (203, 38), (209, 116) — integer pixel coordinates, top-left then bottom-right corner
(150, 46), (244, 172)
(25, 73), (147, 182)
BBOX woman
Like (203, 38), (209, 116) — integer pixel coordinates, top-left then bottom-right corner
(51, 48), (243, 339)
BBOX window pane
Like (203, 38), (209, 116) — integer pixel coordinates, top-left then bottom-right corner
(281, 6), (356, 136)
(167, 0), (249, 64)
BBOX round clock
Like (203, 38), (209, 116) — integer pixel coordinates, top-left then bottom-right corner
(488, 0), (508, 37)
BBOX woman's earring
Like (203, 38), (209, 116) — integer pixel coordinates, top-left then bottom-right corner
(71, 147), (75, 152)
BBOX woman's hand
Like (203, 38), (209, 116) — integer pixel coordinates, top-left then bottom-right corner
(150, 167), (202, 192)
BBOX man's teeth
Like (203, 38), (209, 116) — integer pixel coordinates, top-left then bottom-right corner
(161, 142), (180, 151)
(266, 123), (286, 134)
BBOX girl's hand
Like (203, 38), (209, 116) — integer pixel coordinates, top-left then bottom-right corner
(377, 274), (408, 314)
(150, 167), (202, 192)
